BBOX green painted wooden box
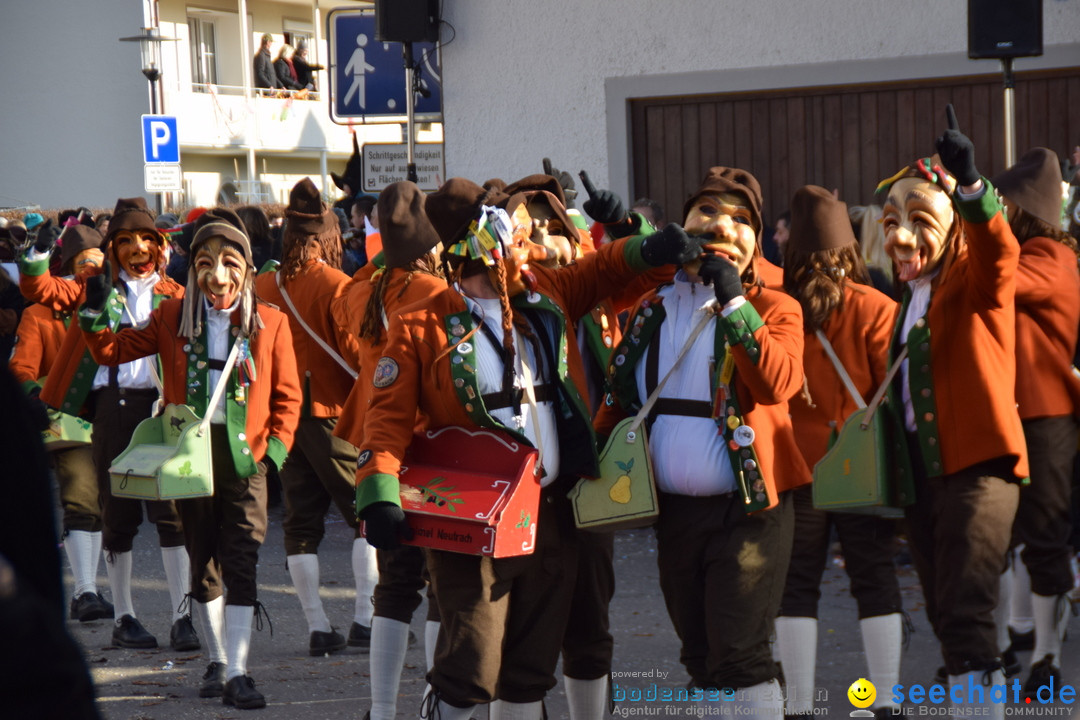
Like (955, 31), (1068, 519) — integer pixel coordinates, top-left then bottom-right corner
(109, 404), (213, 500)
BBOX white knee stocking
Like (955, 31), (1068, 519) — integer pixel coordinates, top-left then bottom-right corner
(225, 604), (254, 680)
(860, 613), (902, 711)
(195, 597), (227, 664)
(105, 550), (135, 619)
(352, 539), (379, 626)
(775, 616), (817, 714)
(160, 545), (190, 621)
(65, 530), (98, 597)
(489, 700), (542, 720)
(369, 617), (411, 720)
(288, 553), (331, 633)
(1031, 593), (1068, 665)
(564, 676), (608, 720)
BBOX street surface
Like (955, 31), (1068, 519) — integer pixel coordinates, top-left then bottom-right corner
(69, 507), (1078, 719)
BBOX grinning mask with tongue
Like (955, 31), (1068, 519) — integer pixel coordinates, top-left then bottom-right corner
(878, 158), (959, 283)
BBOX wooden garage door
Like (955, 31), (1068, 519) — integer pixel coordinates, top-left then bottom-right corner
(630, 68), (1080, 226)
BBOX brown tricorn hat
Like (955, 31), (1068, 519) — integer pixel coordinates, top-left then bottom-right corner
(106, 197), (161, 241)
(59, 224), (105, 275)
(787, 185), (857, 254)
(992, 147), (1064, 231)
(285, 177), (339, 237)
(501, 173), (577, 245)
(425, 177), (508, 246)
(682, 166), (764, 233)
(379, 182), (440, 269)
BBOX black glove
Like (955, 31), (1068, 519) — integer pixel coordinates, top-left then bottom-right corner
(25, 385), (51, 433)
(361, 502), (413, 550)
(83, 260), (112, 314)
(31, 219), (60, 256)
(935, 104), (980, 188)
(578, 170), (627, 225)
(641, 224), (705, 267)
(543, 158), (577, 208)
(698, 254), (745, 305)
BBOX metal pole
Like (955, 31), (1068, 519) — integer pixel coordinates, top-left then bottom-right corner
(1002, 57), (1016, 168)
(150, 77), (164, 214)
(403, 42), (417, 183)
(238, 0), (257, 196)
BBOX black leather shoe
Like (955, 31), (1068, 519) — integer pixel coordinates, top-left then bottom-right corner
(199, 661), (227, 698)
(1023, 654), (1061, 701)
(1003, 648), (1022, 678)
(310, 628), (347, 656)
(347, 622), (371, 650)
(170, 615), (201, 651)
(96, 593), (115, 619)
(222, 674), (266, 709)
(112, 614), (158, 648)
(70, 592), (113, 622)
(1008, 626), (1035, 652)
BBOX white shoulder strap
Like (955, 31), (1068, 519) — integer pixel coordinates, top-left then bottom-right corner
(276, 271), (358, 379)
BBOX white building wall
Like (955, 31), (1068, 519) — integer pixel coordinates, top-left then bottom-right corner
(437, 0), (1080, 199)
(0, 0), (151, 210)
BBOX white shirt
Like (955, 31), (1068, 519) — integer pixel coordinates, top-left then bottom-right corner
(204, 299), (238, 425)
(91, 271), (159, 391)
(634, 275), (736, 496)
(464, 293), (561, 485)
(899, 270), (938, 432)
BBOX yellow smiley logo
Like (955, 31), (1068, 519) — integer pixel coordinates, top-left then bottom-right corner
(847, 678), (876, 709)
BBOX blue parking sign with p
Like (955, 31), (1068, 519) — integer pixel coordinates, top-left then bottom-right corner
(142, 115), (179, 164)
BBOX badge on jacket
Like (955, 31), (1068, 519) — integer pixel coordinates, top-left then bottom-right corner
(373, 357), (399, 388)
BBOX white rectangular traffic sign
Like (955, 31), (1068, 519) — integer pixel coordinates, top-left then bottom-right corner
(142, 115), (180, 163)
(144, 164), (183, 192)
(362, 143), (444, 192)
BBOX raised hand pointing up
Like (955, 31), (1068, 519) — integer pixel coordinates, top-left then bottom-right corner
(935, 104), (981, 188)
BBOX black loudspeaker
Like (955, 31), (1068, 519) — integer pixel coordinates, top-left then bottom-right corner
(968, 0), (1043, 59)
(375, 0), (439, 44)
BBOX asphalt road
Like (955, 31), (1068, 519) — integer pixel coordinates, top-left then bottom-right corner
(66, 506), (1078, 719)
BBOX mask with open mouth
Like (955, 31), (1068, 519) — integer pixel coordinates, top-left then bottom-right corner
(111, 228), (164, 279)
(682, 192), (758, 277)
(194, 237), (248, 310)
(881, 176), (955, 283)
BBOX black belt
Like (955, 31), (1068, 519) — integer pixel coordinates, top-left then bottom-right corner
(482, 383), (557, 411)
(207, 358), (226, 371)
(651, 398), (713, 418)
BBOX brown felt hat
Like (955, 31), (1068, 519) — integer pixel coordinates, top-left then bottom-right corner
(425, 177), (508, 246)
(501, 173), (577, 245)
(682, 166), (764, 233)
(787, 185), (857, 253)
(59, 224), (105, 275)
(379, 181), (440, 269)
(106, 197), (160, 240)
(992, 147), (1063, 231)
(191, 207), (254, 267)
(285, 177), (338, 237)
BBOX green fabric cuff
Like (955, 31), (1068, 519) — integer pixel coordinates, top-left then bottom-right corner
(18, 253), (50, 277)
(78, 308), (109, 333)
(356, 472), (401, 513)
(21, 379), (43, 396)
(622, 233), (652, 272)
(257, 259), (280, 275)
(954, 178), (1002, 224)
(372, 251), (386, 270)
(718, 301), (765, 363)
(265, 435), (289, 470)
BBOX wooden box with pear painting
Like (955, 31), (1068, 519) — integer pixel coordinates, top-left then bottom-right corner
(362, 426), (541, 558)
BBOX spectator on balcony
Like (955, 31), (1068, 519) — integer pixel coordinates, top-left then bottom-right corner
(254, 33), (280, 92)
(294, 42), (324, 92)
(274, 44), (304, 92)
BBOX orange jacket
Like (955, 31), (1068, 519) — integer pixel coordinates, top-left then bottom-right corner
(81, 299), (301, 471)
(9, 303), (68, 387)
(333, 268), (448, 452)
(1013, 236), (1080, 420)
(891, 191), (1028, 480)
(355, 234), (655, 511)
(596, 283), (812, 508)
(255, 262), (361, 418)
(21, 271), (184, 415)
(788, 283), (898, 468)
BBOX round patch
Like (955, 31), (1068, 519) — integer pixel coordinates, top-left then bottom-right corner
(356, 449), (372, 468)
(733, 424), (755, 447)
(373, 357), (400, 388)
